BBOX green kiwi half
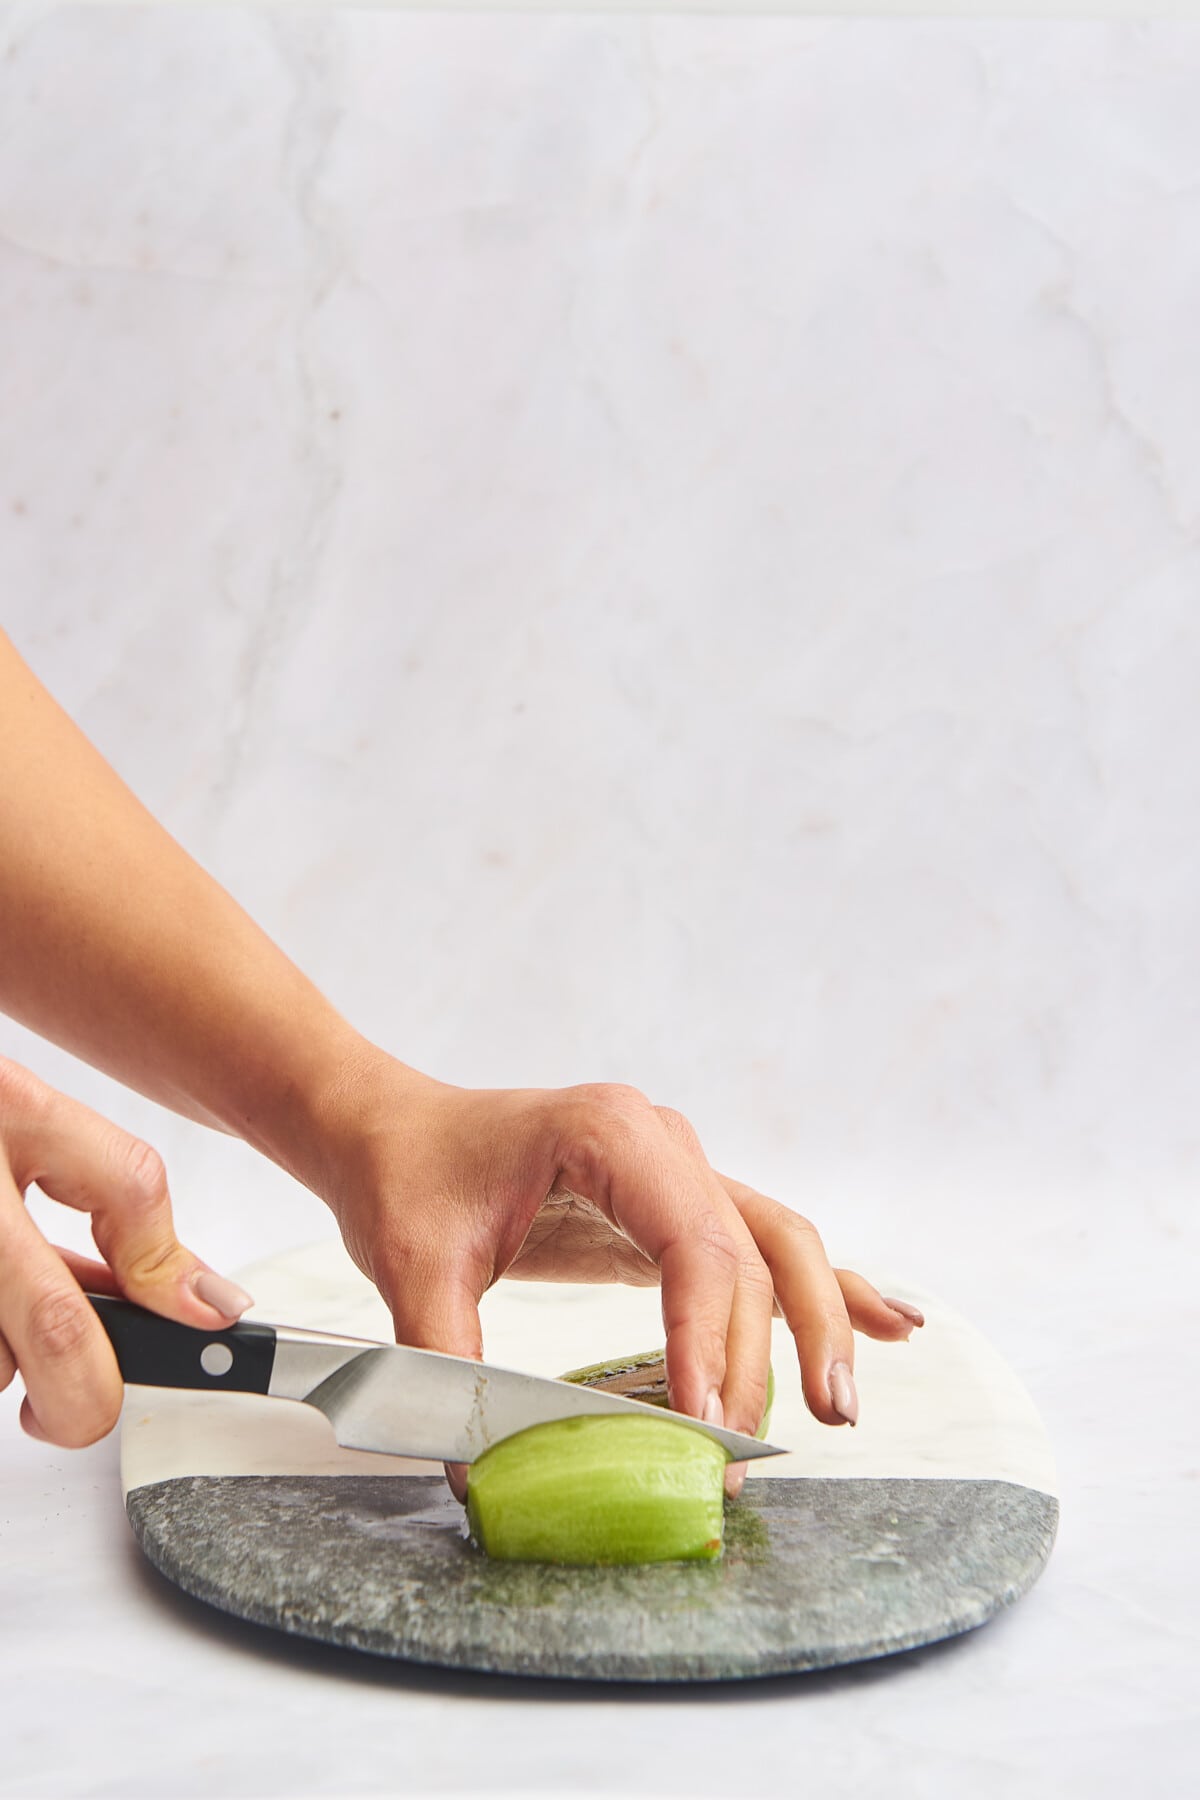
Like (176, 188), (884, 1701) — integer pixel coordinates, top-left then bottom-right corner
(465, 1349), (775, 1565)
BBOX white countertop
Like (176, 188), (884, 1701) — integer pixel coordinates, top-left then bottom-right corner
(1, 5), (1198, 1795)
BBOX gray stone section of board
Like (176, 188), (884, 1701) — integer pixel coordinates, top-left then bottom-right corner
(125, 1475), (1059, 1682)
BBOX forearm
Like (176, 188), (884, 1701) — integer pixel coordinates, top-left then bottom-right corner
(0, 628), (378, 1182)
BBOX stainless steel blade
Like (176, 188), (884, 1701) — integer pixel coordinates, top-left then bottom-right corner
(268, 1327), (786, 1463)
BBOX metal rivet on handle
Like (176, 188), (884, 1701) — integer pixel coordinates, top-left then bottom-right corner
(200, 1342), (234, 1378)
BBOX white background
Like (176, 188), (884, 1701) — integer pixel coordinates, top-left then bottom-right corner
(0, 5), (1197, 1795)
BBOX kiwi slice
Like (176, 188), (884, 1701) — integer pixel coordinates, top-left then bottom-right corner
(558, 1347), (672, 1406)
(465, 1413), (728, 1565)
(561, 1348), (776, 1438)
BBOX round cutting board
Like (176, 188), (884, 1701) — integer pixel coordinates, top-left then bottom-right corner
(120, 1240), (1059, 1683)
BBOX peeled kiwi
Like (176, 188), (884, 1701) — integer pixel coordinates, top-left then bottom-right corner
(466, 1412), (728, 1565)
(465, 1349), (774, 1566)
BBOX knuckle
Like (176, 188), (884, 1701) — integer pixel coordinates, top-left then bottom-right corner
(777, 1207), (825, 1251)
(736, 1251), (776, 1304)
(695, 1217), (741, 1276)
(746, 1363), (770, 1404)
(576, 1082), (651, 1123)
(557, 1086), (653, 1184)
(654, 1106), (700, 1151)
(26, 1284), (92, 1364)
(822, 1306), (855, 1341)
(600, 1082), (649, 1111)
(730, 1374), (770, 1435)
(0, 1056), (50, 1130)
(113, 1137), (169, 1212)
(119, 1241), (186, 1287)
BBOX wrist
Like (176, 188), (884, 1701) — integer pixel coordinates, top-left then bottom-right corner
(245, 1025), (440, 1204)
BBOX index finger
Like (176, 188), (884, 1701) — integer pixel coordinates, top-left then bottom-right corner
(721, 1177), (859, 1428)
(6, 1077), (250, 1326)
(556, 1091), (738, 1421)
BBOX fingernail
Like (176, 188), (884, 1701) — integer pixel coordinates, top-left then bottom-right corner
(724, 1460), (747, 1500)
(703, 1387), (724, 1428)
(883, 1297), (925, 1326)
(828, 1360), (858, 1426)
(192, 1270), (254, 1319)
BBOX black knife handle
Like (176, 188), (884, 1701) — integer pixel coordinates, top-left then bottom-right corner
(87, 1294), (277, 1394)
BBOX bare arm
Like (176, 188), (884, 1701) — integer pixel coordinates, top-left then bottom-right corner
(0, 628), (920, 1479)
(0, 627), (366, 1163)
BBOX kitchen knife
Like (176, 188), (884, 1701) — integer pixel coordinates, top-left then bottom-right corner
(88, 1295), (786, 1465)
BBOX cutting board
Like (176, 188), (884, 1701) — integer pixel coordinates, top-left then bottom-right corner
(120, 1240), (1059, 1683)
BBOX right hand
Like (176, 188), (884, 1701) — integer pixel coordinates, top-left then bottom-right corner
(0, 1056), (252, 1447)
(311, 1055), (925, 1499)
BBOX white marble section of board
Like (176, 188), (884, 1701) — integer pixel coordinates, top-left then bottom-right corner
(121, 1238), (1058, 1498)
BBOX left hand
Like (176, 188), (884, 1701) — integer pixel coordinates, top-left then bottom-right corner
(0, 1056), (253, 1447)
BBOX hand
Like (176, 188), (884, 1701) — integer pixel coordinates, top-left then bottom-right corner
(0, 630), (921, 1477)
(307, 1048), (925, 1498)
(0, 1058), (252, 1446)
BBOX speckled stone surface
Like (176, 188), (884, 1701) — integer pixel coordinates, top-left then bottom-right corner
(126, 1474), (1058, 1682)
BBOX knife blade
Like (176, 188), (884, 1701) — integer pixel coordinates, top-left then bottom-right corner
(88, 1295), (786, 1464)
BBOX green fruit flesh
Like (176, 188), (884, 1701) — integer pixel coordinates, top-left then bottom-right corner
(757, 1362), (776, 1439)
(466, 1414), (728, 1565)
(466, 1349), (776, 1566)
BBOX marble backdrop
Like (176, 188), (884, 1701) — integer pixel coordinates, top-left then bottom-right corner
(0, 8), (1197, 1790)
(3, 5), (1197, 1290)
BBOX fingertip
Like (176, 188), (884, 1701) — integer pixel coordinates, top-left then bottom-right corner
(190, 1269), (255, 1322)
(661, 1314), (728, 1425)
(881, 1296), (925, 1328)
(724, 1460), (747, 1500)
(117, 1264), (254, 1329)
(800, 1360), (857, 1429)
(19, 1390), (120, 1449)
(802, 1387), (839, 1427)
(19, 1396), (50, 1442)
(828, 1360), (859, 1427)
